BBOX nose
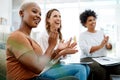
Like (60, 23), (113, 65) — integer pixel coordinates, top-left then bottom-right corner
(57, 16), (61, 21)
(93, 20), (96, 23)
(36, 13), (41, 21)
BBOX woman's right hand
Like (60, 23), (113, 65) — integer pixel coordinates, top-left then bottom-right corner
(100, 36), (109, 48)
(48, 30), (58, 48)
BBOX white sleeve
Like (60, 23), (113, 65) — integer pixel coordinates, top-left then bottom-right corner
(37, 32), (49, 54)
(79, 35), (92, 56)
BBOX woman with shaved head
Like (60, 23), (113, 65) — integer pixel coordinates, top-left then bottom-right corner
(6, 2), (90, 80)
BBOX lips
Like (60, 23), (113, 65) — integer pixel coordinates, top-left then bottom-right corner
(91, 23), (96, 26)
(55, 21), (60, 24)
(34, 19), (40, 24)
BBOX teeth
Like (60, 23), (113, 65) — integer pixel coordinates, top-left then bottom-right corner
(35, 20), (39, 24)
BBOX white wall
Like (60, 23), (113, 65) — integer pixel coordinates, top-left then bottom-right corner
(115, 4), (120, 57)
(0, 0), (12, 25)
(0, 0), (120, 58)
(0, 0), (12, 33)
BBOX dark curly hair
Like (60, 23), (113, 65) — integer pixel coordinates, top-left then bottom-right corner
(79, 9), (97, 28)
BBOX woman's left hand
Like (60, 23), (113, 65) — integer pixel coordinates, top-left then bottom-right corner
(106, 43), (112, 50)
(54, 42), (78, 59)
(57, 38), (72, 50)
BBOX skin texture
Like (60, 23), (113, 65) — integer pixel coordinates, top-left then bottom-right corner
(8, 2), (78, 75)
(80, 10), (112, 54)
(14, 2), (58, 74)
(84, 16), (112, 53)
(45, 9), (78, 59)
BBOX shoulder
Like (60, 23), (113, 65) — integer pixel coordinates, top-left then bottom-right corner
(7, 31), (29, 46)
(39, 31), (49, 39)
(8, 30), (25, 39)
(79, 31), (88, 41)
(80, 31), (88, 37)
(8, 31), (27, 41)
(36, 31), (48, 44)
(42, 31), (48, 36)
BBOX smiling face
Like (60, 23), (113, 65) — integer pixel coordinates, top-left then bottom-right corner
(20, 2), (41, 28)
(45, 9), (63, 40)
(48, 10), (61, 32)
(84, 16), (96, 31)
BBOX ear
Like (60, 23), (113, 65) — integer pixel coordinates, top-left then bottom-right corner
(19, 10), (24, 17)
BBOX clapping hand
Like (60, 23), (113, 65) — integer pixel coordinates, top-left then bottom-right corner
(100, 35), (109, 48)
(57, 38), (72, 51)
(48, 30), (58, 49)
(54, 38), (78, 59)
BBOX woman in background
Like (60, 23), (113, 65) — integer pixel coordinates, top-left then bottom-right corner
(37, 8), (90, 80)
(79, 9), (120, 80)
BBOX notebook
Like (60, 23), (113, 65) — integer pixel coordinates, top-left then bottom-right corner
(92, 57), (120, 66)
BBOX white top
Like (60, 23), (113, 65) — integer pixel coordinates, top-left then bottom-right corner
(37, 30), (59, 54)
(79, 30), (107, 58)
(37, 30), (49, 54)
(36, 30), (59, 74)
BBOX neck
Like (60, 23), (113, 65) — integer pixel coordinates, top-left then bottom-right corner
(88, 29), (96, 33)
(18, 23), (32, 36)
(50, 25), (59, 32)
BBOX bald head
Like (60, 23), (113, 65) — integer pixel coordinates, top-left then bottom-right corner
(20, 2), (39, 11)
(19, 1), (41, 27)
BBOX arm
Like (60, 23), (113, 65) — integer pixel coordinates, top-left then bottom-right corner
(8, 31), (58, 74)
(90, 35), (109, 53)
(19, 45), (54, 74)
(90, 45), (103, 53)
